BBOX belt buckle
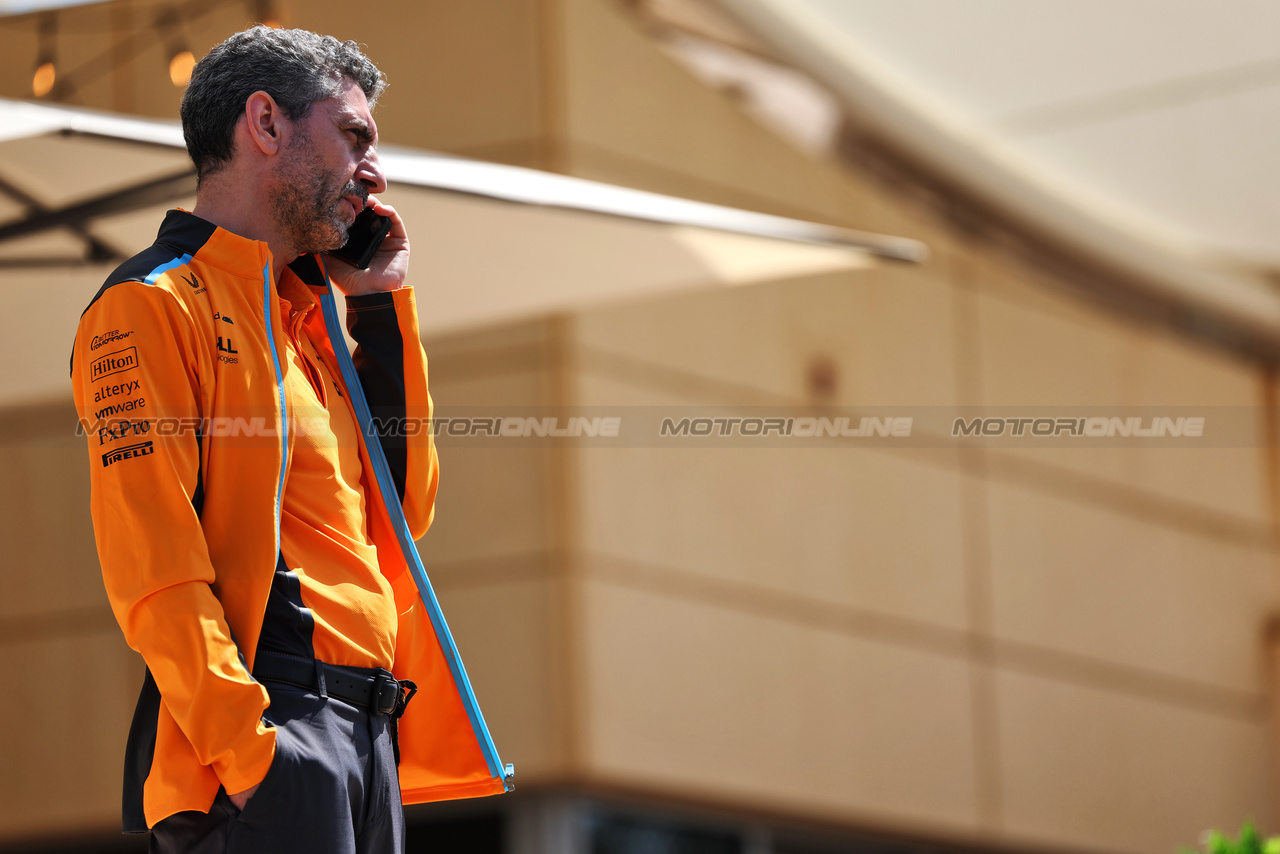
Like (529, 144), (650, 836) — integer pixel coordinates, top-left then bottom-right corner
(372, 672), (399, 716)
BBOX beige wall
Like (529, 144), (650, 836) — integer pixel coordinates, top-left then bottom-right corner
(550, 263), (1277, 853)
(410, 2), (1280, 851)
(0, 0), (1276, 852)
(0, 405), (143, 841)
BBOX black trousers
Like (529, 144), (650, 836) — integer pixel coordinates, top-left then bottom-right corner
(149, 679), (404, 854)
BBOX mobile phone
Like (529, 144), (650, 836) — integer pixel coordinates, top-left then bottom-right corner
(328, 206), (392, 269)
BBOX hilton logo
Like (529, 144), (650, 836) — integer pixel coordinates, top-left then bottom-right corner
(90, 346), (138, 381)
(102, 440), (154, 468)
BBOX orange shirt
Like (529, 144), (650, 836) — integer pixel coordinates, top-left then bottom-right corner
(73, 211), (504, 827)
(274, 277), (397, 671)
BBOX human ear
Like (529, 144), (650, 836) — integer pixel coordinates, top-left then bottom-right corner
(243, 91), (285, 156)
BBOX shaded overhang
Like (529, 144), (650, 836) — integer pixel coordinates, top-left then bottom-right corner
(0, 97), (924, 407)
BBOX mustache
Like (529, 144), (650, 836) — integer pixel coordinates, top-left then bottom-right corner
(341, 182), (369, 206)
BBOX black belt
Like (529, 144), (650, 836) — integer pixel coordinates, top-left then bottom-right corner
(253, 650), (417, 718)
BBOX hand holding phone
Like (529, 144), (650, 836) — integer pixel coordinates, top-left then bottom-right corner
(328, 206), (392, 269)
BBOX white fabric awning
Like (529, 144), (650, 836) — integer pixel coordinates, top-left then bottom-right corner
(718, 0), (1280, 348)
(0, 98), (925, 407)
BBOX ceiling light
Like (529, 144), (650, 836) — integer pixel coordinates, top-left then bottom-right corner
(32, 11), (56, 97)
(168, 49), (194, 87)
(31, 60), (55, 97)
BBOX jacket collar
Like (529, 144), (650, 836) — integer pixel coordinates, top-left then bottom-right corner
(155, 210), (337, 309)
(287, 252), (330, 291)
(155, 209), (274, 283)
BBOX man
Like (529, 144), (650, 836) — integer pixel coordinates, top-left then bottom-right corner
(70, 27), (508, 853)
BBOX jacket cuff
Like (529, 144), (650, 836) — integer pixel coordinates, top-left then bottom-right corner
(345, 286), (415, 314)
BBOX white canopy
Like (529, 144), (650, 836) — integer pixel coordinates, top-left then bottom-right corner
(0, 98), (923, 407)
(719, 0), (1280, 347)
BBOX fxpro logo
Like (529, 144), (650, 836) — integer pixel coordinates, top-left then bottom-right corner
(90, 346), (138, 381)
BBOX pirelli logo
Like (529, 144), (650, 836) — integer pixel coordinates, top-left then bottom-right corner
(90, 346), (138, 381)
(102, 440), (154, 468)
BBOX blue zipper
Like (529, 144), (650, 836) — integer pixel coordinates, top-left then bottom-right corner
(262, 264), (289, 554)
(316, 271), (511, 791)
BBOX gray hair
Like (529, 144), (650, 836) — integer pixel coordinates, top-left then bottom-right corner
(180, 26), (386, 182)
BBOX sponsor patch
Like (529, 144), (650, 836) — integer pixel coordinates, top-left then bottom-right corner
(93, 378), (140, 403)
(217, 330), (239, 364)
(98, 418), (150, 446)
(90, 346), (138, 382)
(90, 329), (133, 350)
(102, 440), (154, 468)
(94, 397), (146, 420)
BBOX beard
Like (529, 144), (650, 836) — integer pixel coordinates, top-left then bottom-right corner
(270, 128), (366, 255)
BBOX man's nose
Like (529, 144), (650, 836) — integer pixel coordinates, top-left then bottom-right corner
(357, 148), (387, 195)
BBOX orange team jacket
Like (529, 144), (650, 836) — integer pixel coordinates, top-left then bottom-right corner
(70, 210), (510, 832)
